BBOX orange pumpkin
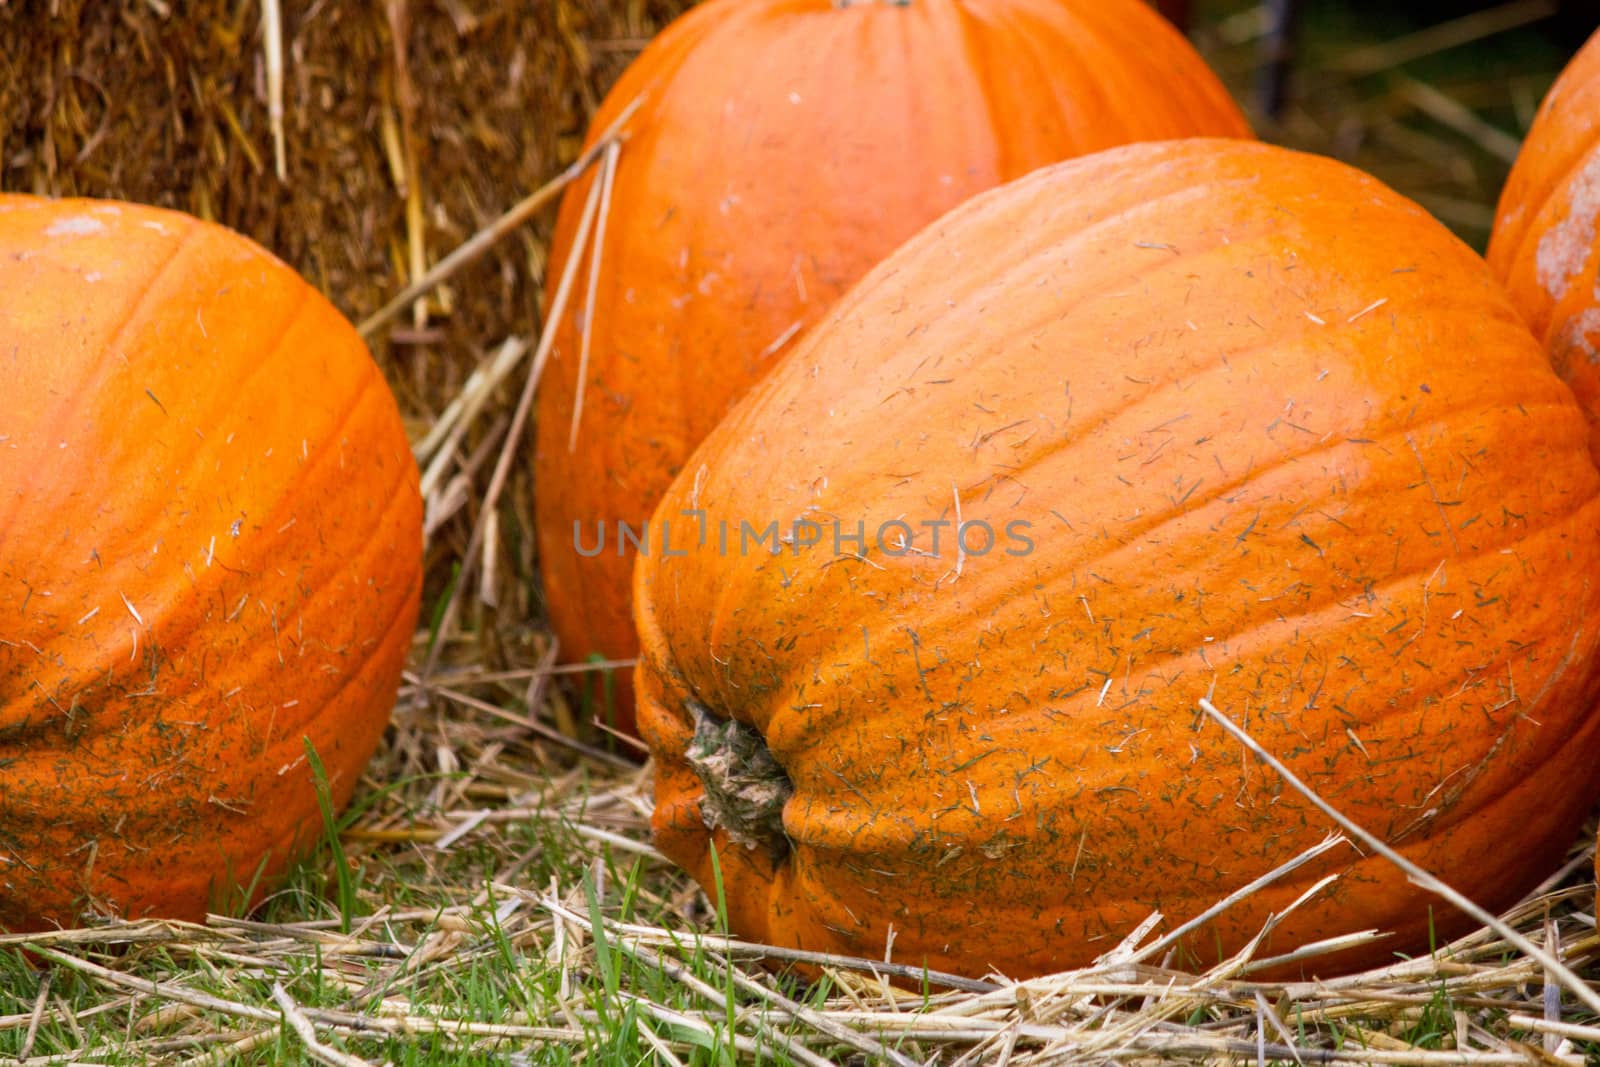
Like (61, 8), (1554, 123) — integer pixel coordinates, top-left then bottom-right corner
(533, 0), (1251, 735)
(0, 196), (422, 931)
(636, 140), (1600, 980)
(1488, 30), (1600, 457)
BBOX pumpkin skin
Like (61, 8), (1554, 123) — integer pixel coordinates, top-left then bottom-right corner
(1481, 32), (1600, 892)
(1487, 31), (1600, 458)
(533, 0), (1251, 735)
(636, 140), (1600, 980)
(0, 196), (422, 931)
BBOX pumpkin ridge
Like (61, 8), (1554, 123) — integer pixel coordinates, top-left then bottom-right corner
(1010, 0), (1244, 142)
(950, 4), (1069, 179)
(790, 701), (1592, 975)
(986, 5), (1114, 161)
(45, 279), (325, 589)
(30, 212), (203, 424)
(856, 173), (1232, 334)
(0, 450), (412, 748)
(0, 214), (201, 565)
(702, 390), (1595, 771)
(758, 488), (1600, 813)
(699, 176), (1478, 518)
(142, 274), (319, 478)
(1530, 148), (1600, 309)
(142, 451), (421, 750)
(1, 339), (413, 743)
(13, 552), (420, 836)
(204, 352), (408, 568)
(1000, 392), (1595, 595)
(271, 542), (422, 741)
(843, 554), (1588, 841)
(0, 551), (422, 931)
(961, 353), (1564, 561)
(832, 147), (1453, 366)
(678, 374), (1584, 745)
(663, 176), (1278, 566)
(774, 556), (1595, 859)
(771, 664), (1594, 935)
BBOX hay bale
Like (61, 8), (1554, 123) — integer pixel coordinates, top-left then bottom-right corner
(0, 0), (690, 402)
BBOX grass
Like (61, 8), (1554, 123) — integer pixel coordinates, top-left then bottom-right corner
(5, 1), (1600, 1064)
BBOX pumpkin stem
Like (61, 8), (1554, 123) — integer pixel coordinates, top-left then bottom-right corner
(684, 699), (793, 862)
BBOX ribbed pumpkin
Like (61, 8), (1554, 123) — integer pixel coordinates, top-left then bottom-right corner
(636, 140), (1600, 980)
(1488, 31), (1600, 456)
(0, 196), (422, 931)
(533, 0), (1251, 735)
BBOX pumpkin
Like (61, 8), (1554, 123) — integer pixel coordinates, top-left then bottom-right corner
(635, 140), (1600, 980)
(1487, 30), (1600, 457)
(0, 196), (422, 931)
(1483, 32), (1600, 891)
(533, 0), (1251, 736)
